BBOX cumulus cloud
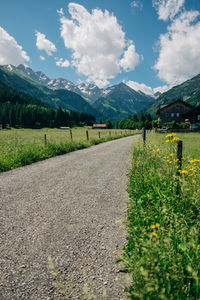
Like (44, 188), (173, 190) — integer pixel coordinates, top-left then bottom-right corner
(152, 0), (185, 21)
(55, 58), (70, 68)
(58, 3), (141, 87)
(35, 31), (57, 56)
(126, 80), (154, 94)
(154, 10), (200, 85)
(40, 55), (45, 61)
(0, 27), (29, 66)
(126, 80), (170, 95)
(120, 44), (141, 71)
(131, 1), (143, 10)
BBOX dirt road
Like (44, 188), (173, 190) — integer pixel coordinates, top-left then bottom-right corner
(0, 135), (139, 299)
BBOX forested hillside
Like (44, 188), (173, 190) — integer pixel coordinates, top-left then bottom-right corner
(0, 81), (96, 128)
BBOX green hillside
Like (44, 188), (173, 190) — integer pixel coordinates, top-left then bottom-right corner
(0, 66), (98, 116)
(146, 74), (200, 117)
(93, 83), (154, 121)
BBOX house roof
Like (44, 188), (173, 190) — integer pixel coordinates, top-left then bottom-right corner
(93, 124), (107, 128)
(156, 100), (194, 115)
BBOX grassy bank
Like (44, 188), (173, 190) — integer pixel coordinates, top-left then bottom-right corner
(122, 132), (200, 299)
(0, 128), (138, 172)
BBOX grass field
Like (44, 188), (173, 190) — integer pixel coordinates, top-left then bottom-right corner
(122, 132), (200, 299)
(0, 127), (138, 172)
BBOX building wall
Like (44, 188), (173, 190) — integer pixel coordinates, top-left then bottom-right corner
(160, 104), (192, 124)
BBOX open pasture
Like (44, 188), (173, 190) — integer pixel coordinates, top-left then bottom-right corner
(0, 127), (137, 172)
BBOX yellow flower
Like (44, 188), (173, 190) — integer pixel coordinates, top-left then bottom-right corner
(152, 232), (158, 237)
(166, 140), (170, 143)
(156, 148), (160, 152)
(155, 223), (160, 228)
(171, 137), (180, 142)
(170, 153), (174, 158)
(150, 224), (156, 229)
(179, 170), (188, 175)
(155, 216), (158, 219)
(139, 238), (143, 241)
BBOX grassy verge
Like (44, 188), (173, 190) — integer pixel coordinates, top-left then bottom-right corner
(122, 132), (200, 299)
(0, 128), (139, 172)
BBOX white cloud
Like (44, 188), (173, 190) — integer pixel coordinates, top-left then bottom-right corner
(153, 85), (171, 94)
(40, 55), (45, 61)
(58, 3), (141, 87)
(0, 27), (29, 66)
(131, 1), (143, 10)
(126, 80), (154, 94)
(153, 0), (184, 21)
(154, 10), (200, 85)
(35, 31), (57, 56)
(126, 80), (170, 95)
(120, 44), (141, 71)
(55, 58), (70, 68)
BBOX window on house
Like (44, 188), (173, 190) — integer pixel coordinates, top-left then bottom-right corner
(176, 113), (180, 117)
(171, 113), (174, 117)
(198, 115), (200, 121)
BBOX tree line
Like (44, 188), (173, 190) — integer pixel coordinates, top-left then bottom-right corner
(115, 113), (153, 129)
(0, 102), (96, 128)
(0, 80), (96, 128)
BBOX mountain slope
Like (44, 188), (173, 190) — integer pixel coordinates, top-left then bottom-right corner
(93, 83), (155, 121)
(17, 64), (104, 103)
(146, 74), (200, 117)
(0, 65), (98, 116)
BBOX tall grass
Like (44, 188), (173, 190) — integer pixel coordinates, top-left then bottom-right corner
(0, 128), (138, 172)
(122, 132), (200, 299)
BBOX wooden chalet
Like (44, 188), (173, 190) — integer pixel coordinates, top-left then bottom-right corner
(92, 124), (107, 129)
(156, 100), (194, 125)
(184, 104), (200, 128)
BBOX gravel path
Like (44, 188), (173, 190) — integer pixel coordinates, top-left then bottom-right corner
(0, 135), (139, 300)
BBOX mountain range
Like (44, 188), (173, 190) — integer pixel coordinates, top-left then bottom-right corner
(0, 64), (156, 121)
(1, 64), (200, 122)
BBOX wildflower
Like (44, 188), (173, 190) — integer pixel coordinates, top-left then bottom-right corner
(150, 224), (156, 229)
(170, 153), (174, 158)
(155, 216), (158, 219)
(166, 140), (170, 143)
(155, 223), (160, 228)
(179, 170), (188, 175)
(152, 232), (158, 237)
(166, 133), (176, 138)
(171, 137), (180, 142)
(156, 148), (160, 152)
(176, 159), (179, 162)
(139, 238), (143, 241)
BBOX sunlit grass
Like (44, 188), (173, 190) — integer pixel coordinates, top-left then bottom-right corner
(0, 127), (138, 172)
(122, 132), (200, 299)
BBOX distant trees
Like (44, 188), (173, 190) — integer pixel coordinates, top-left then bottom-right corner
(0, 102), (96, 128)
(115, 113), (153, 129)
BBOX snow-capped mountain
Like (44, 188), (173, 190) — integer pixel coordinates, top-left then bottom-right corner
(13, 65), (158, 108)
(16, 65), (105, 103)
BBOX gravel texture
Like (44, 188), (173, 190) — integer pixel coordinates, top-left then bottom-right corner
(0, 135), (139, 299)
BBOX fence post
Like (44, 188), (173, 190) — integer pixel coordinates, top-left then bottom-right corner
(98, 131), (100, 139)
(70, 129), (73, 142)
(109, 131), (111, 137)
(44, 134), (47, 146)
(176, 140), (183, 174)
(142, 127), (146, 147)
(86, 130), (89, 141)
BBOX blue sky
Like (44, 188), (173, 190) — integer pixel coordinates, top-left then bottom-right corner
(0, 0), (200, 94)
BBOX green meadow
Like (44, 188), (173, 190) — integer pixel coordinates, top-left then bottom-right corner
(122, 132), (200, 299)
(0, 127), (137, 172)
